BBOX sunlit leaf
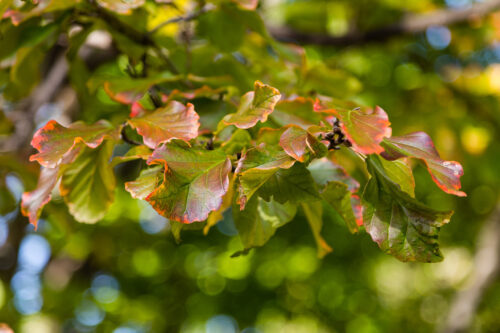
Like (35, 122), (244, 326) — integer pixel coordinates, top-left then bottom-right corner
(279, 125), (327, 162)
(125, 166), (163, 200)
(381, 132), (466, 197)
(146, 140), (231, 223)
(223, 81), (280, 129)
(127, 101), (200, 149)
(60, 141), (116, 223)
(270, 97), (321, 129)
(96, 0), (145, 14)
(29, 120), (119, 168)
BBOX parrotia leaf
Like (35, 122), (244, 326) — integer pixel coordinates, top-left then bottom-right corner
(29, 120), (119, 168)
(125, 166), (163, 200)
(235, 144), (296, 209)
(321, 181), (359, 233)
(21, 167), (59, 229)
(234, 196), (297, 251)
(301, 201), (332, 258)
(377, 157), (416, 197)
(307, 158), (359, 192)
(127, 101), (200, 149)
(381, 132), (466, 197)
(223, 81), (281, 129)
(60, 141), (116, 223)
(362, 155), (453, 262)
(270, 97), (322, 129)
(279, 125), (327, 162)
(146, 140), (231, 223)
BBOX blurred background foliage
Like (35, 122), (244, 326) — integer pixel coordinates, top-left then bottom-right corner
(0, 0), (499, 332)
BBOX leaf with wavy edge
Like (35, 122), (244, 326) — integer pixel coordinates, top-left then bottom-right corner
(127, 101), (200, 149)
(363, 155), (453, 262)
(146, 140), (231, 223)
(381, 132), (465, 197)
(279, 125), (327, 162)
(29, 120), (119, 168)
(315, 100), (391, 154)
(125, 166), (163, 200)
(302, 201), (332, 258)
(235, 144), (296, 209)
(307, 157), (359, 192)
(223, 81), (280, 129)
(60, 141), (116, 223)
(21, 167), (59, 229)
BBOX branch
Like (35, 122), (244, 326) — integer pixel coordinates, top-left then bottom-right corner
(440, 204), (500, 333)
(269, 0), (500, 46)
(148, 3), (215, 35)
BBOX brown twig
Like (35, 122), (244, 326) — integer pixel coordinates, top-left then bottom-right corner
(269, 0), (500, 46)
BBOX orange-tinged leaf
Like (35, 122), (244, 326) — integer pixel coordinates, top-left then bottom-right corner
(146, 140), (231, 223)
(279, 125), (327, 162)
(270, 97), (321, 129)
(127, 101), (200, 149)
(381, 132), (466, 197)
(21, 166), (59, 229)
(125, 166), (162, 200)
(223, 81), (280, 129)
(29, 120), (119, 168)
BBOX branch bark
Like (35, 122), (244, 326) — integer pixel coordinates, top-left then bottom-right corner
(441, 204), (500, 333)
(269, 0), (500, 46)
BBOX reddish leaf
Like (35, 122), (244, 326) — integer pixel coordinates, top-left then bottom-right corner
(279, 125), (327, 162)
(381, 132), (466, 197)
(165, 86), (228, 103)
(21, 167), (59, 229)
(223, 81), (281, 129)
(29, 120), (119, 168)
(146, 140), (231, 223)
(127, 101), (200, 149)
(316, 100), (391, 154)
(351, 194), (363, 226)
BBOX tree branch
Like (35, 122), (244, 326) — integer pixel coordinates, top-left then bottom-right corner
(269, 0), (500, 46)
(441, 204), (500, 333)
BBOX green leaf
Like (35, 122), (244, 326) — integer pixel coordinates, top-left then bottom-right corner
(220, 129), (252, 155)
(321, 181), (359, 233)
(376, 157), (415, 197)
(146, 140), (231, 223)
(381, 132), (465, 197)
(279, 125), (327, 162)
(60, 141), (116, 223)
(270, 97), (322, 129)
(222, 81), (281, 129)
(362, 155), (453, 262)
(301, 201), (332, 258)
(127, 101), (200, 149)
(29, 120), (120, 168)
(125, 166), (163, 200)
(234, 196), (297, 250)
(307, 157), (359, 192)
(198, 5), (246, 52)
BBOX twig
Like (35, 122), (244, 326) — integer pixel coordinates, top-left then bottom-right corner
(148, 4), (215, 35)
(440, 204), (500, 333)
(269, 0), (500, 46)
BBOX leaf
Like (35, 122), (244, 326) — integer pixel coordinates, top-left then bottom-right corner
(234, 196), (296, 250)
(60, 141), (116, 223)
(381, 132), (466, 197)
(29, 120), (119, 168)
(222, 81), (281, 129)
(301, 201), (332, 258)
(307, 157), (359, 192)
(235, 144), (296, 208)
(321, 181), (359, 233)
(127, 101), (200, 149)
(125, 166), (163, 200)
(21, 166), (59, 229)
(377, 157), (415, 197)
(279, 125), (327, 162)
(270, 97), (322, 129)
(204, 175), (235, 235)
(257, 163), (321, 205)
(146, 140), (231, 223)
(110, 145), (152, 167)
(198, 5), (246, 52)
(221, 129), (252, 155)
(232, 0), (258, 10)
(316, 101), (392, 154)
(96, 0), (145, 14)
(362, 155), (453, 262)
